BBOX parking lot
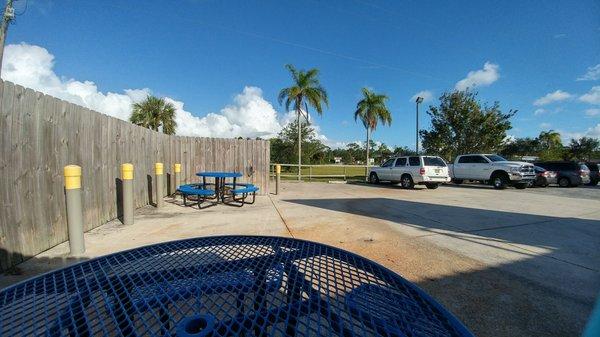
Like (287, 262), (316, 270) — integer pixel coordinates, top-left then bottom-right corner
(2, 181), (598, 337)
(272, 181), (600, 337)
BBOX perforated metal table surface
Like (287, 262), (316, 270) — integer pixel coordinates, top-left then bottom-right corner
(0, 236), (475, 337)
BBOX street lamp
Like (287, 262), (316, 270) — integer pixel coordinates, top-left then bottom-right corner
(415, 96), (424, 154)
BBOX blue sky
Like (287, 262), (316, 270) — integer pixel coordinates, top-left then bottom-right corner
(4, 0), (600, 147)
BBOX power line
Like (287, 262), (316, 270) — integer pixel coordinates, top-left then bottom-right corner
(103, 2), (447, 82)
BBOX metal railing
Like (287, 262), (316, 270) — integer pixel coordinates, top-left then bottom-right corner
(270, 163), (370, 181)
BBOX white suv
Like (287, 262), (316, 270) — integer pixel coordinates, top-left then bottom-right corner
(368, 155), (451, 189)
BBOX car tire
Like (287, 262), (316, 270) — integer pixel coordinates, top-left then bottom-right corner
(558, 177), (570, 188)
(400, 175), (414, 189)
(514, 182), (528, 189)
(586, 179), (598, 186)
(369, 172), (380, 184)
(491, 173), (508, 190)
(452, 179), (463, 184)
(425, 183), (439, 189)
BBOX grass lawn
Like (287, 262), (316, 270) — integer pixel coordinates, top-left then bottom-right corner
(273, 165), (369, 181)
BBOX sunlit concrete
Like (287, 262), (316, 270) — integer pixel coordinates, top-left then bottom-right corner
(2, 181), (598, 337)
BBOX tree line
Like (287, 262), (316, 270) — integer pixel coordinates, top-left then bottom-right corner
(125, 65), (599, 164)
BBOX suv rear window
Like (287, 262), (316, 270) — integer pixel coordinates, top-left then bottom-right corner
(408, 157), (420, 166)
(423, 157), (446, 167)
(586, 163), (598, 171)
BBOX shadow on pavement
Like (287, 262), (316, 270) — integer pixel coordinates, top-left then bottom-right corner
(283, 197), (600, 337)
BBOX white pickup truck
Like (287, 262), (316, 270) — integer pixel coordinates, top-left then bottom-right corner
(448, 154), (535, 189)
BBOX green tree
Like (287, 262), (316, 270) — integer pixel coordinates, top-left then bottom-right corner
(566, 137), (599, 161)
(501, 137), (540, 160)
(393, 146), (418, 157)
(130, 96), (177, 135)
(420, 90), (515, 160)
(537, 130), (564, 160)
(353, 88), (392, 167)
(373, 143), (393, 164)
(345, 142), (364, 164)
(269, 120), (329, 165)
(278, 64), (329, 179)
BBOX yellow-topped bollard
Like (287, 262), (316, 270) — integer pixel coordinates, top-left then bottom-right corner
(63, 165), (85, 255)
(121, 163), (134, 180)
(174, 163), (181, 195)
(275, 164), (281, 195)
(155, 162), (164, 175)
(155, 162), (164, 208)
(64, 165), (82, 190)
(121, 163), (134, 225)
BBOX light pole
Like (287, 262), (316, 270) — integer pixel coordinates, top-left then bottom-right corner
(415, 96), (424, 154)
(0, 0), (15, 75)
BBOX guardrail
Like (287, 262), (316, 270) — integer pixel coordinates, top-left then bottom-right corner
(270, 163), (371, 181)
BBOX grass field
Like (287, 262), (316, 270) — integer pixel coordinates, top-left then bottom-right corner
(272, 165), (369, 181)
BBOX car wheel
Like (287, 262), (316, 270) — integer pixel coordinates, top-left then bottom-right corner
(514, 182), (528, 189)
(400, 175), (414, 189)
(491, 173), (508, 190)
(425, 183), (439, 189)
(452, 179), (463, 184)
(369, 172), (380, 184)
(558, 177), (570, 188)
(586, 179), (598, 186)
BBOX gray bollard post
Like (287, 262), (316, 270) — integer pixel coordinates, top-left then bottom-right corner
(64, 165), (85, 255)
(155, 162), (164, 208)
(121, 163), (134, 225)
(174, 163), (181, 194)
(275, 164), (281, 195)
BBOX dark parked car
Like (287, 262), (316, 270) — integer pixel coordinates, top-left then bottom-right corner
(585, 162), (599, 186)
(530, 166), (557, 187)
(534, 161), (590, 187)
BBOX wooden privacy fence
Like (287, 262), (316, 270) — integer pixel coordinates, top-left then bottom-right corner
(0, 80), (270, 271)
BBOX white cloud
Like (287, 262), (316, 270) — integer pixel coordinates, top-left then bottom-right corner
(579, 86), (600, 105)
(587, 124), (600, 138)
(454, 62), (500, 91)
(2, 43), (151, 120)
(533, 90), (573, 106)
(539, 123), (552, 129)
(171, 87), (283, 138)
(410, 90), (433, 103)
(534, 108), (546, 116)
(577, 64), (600, 81)
(504, 134), (517, 143)
(585, 108), (600, 117)
(2, 42), (287, 139)
(558, 124), (600, 141)
(553, 33), (567, 39)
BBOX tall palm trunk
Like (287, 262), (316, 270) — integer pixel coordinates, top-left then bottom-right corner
(365, 127), (371, 181)
(297, 108), (301, 181)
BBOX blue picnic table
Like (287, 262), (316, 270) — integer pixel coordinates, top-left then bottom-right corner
(196, 171), (243, 203)
(0, 236), (475, 337)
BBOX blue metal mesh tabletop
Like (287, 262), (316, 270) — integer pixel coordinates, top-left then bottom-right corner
(0, 236), (474, 337)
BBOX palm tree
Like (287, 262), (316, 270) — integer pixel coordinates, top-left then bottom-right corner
(354, 88), (392, 170)
(278, 64), (329, 180)
(538, 130), (562, 147)
(130, 96), (177, 135)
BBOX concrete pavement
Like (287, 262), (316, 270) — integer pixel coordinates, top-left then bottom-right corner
(1, 181), (598, 337)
